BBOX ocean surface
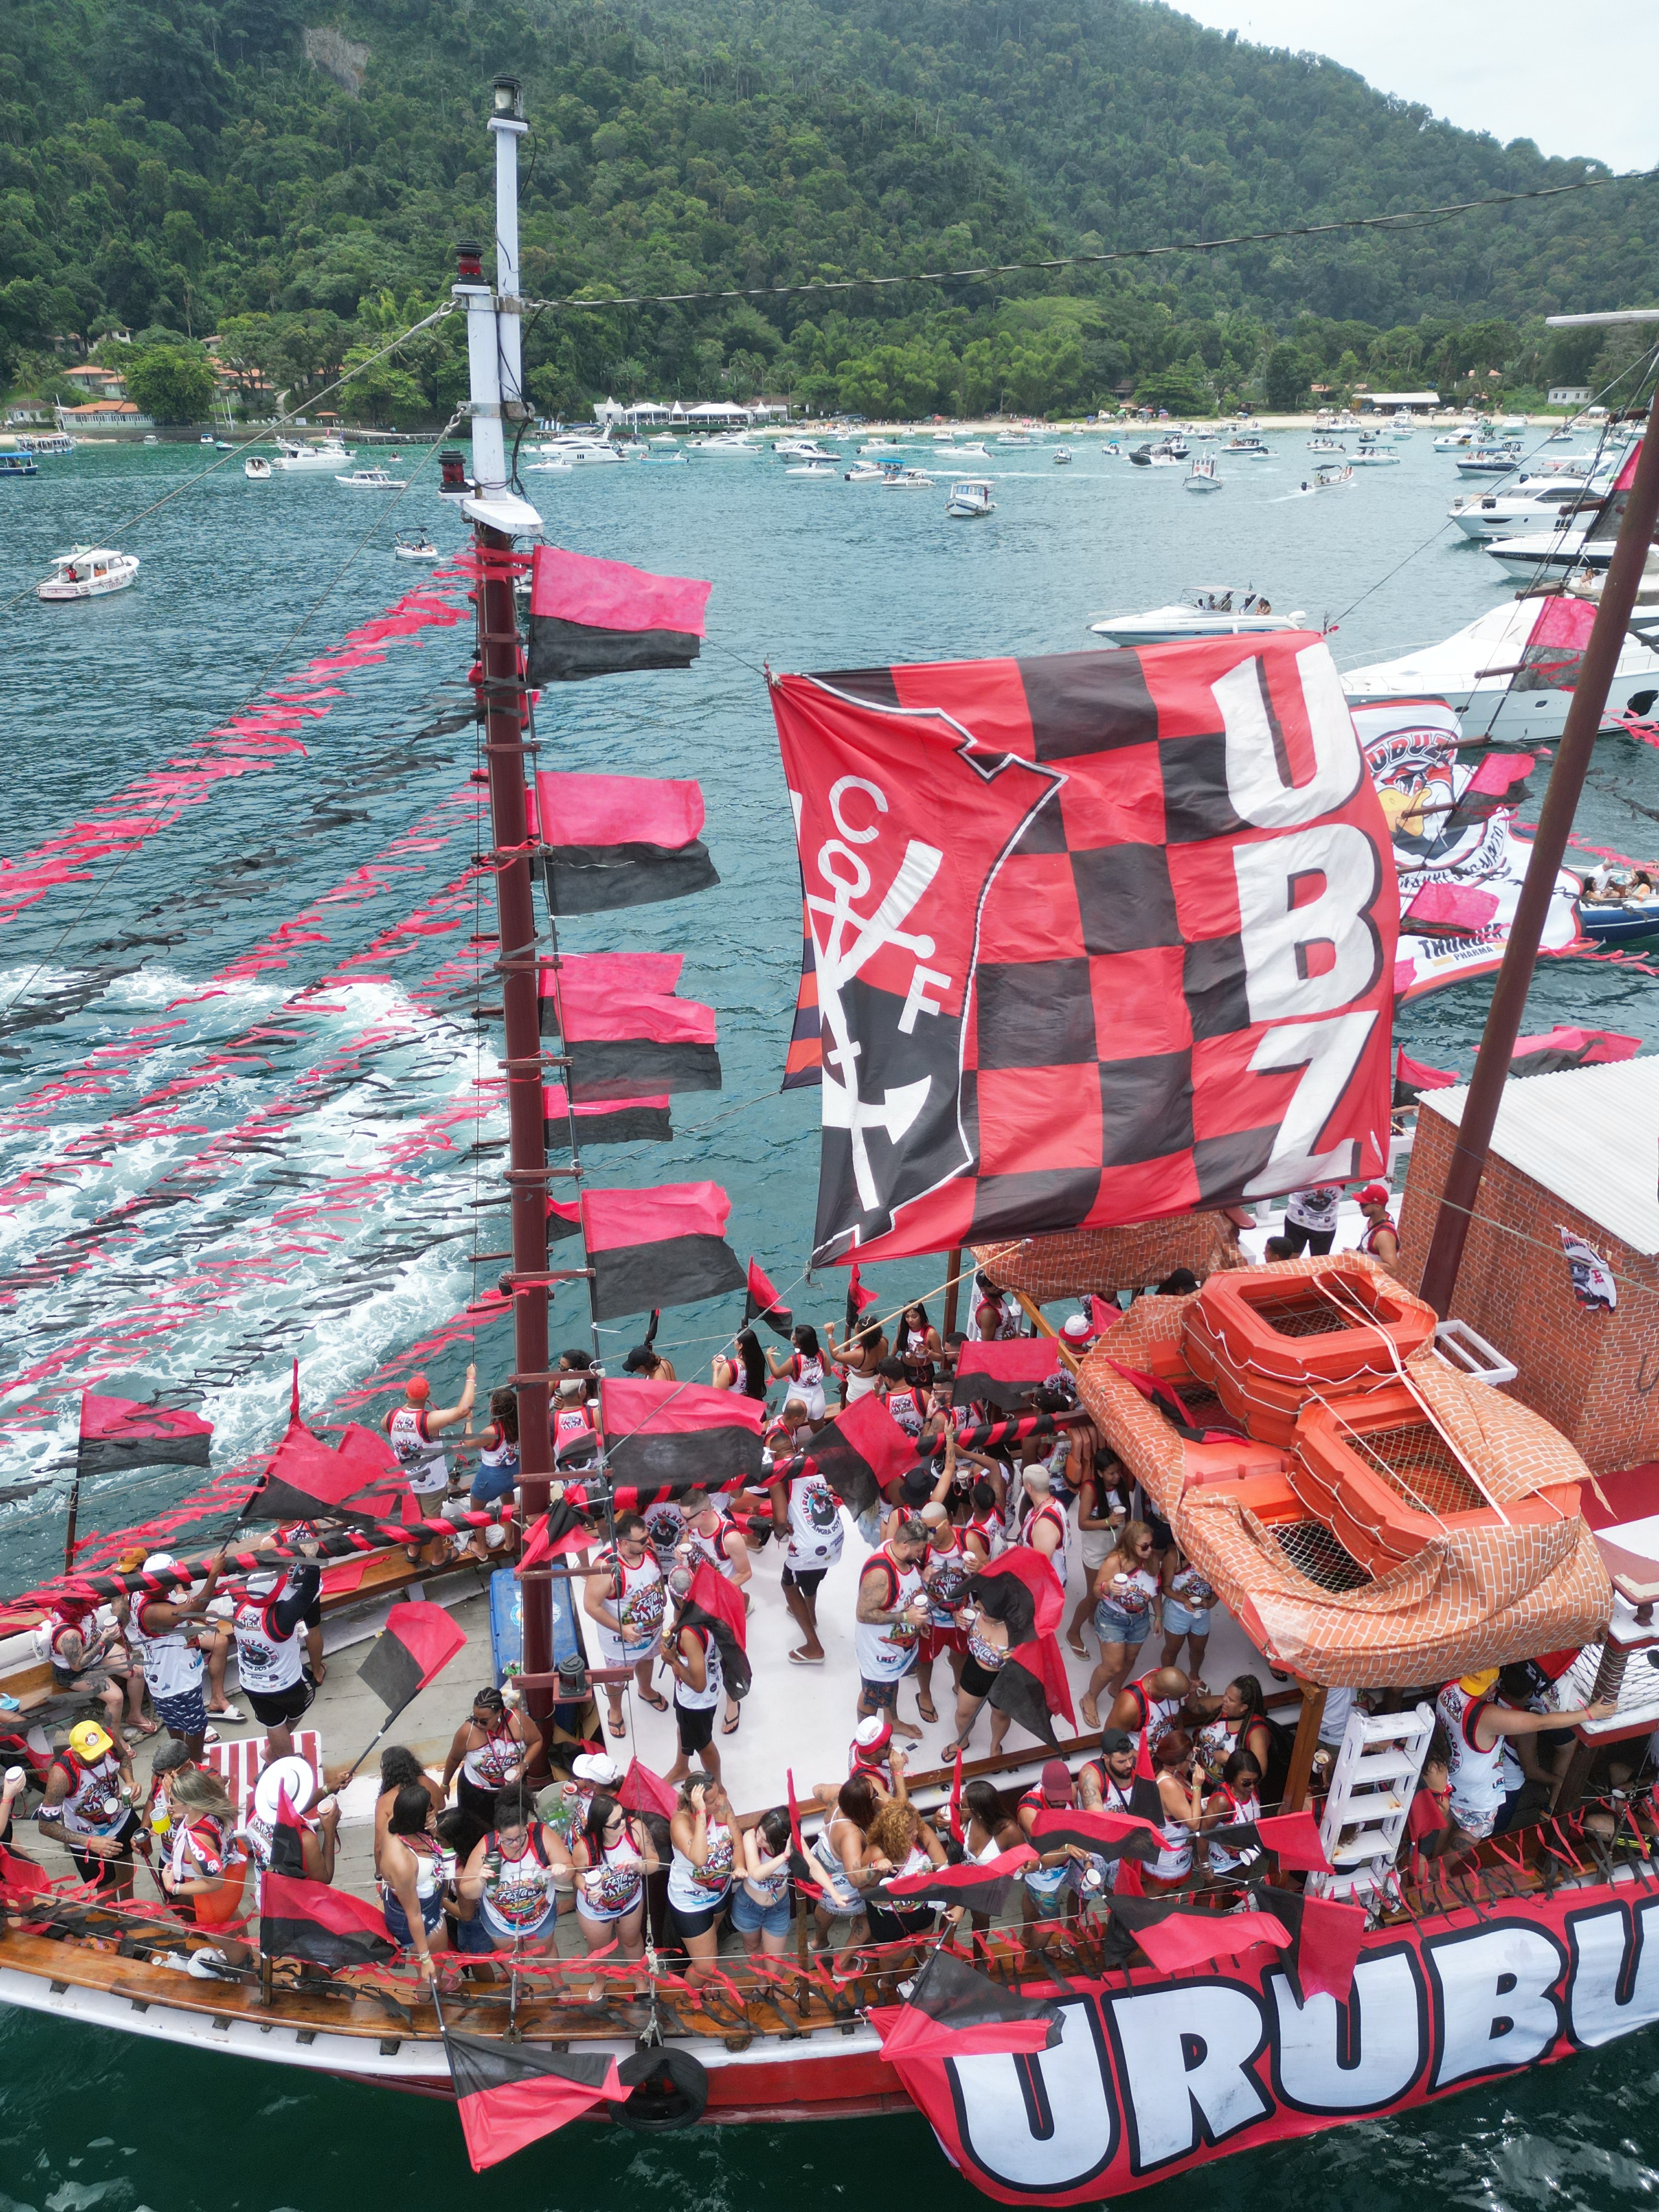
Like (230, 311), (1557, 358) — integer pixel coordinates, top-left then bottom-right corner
(3, 423), (1659, 2207)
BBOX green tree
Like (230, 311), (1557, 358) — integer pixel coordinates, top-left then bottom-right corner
(1263, 342), (1311, 411)
(123, 346), (216, 421)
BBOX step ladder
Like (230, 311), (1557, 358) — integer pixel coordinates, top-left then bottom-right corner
(1308, 1701), (1436, 1904)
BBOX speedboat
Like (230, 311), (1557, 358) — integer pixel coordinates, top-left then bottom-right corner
(1308, 438), (1347, 454)
(1088, 584), (1305, 646)
(949, 440), (989, 457)
(1128, 438), (1184, 467)
(1351, 441), (1400, 466)
(780, 441), (838, 464)
(786, 458), (838, 477)
(273, 436), (354, 473)
(843, 460), (888, 482)
(1341, 597), (1659, 740)
(336, 467), (407, 489)
(199, 433), (215, 445)
(393, 533), (439, 559)
(1052, 445), (1073, 465)
(1484, 524), (1604, 583)
(640, 447), (686, 465)
(1577, 870), (1659, 945)
(534, 437), (623, 466)
(881, 464), (934, 489)
(1455, 445), (1522, 478)
(36, 546), (140, 600)
(996, 428), (1035, 447)
(1183, 456), (1222, 492)
(945, 477), (994, 518)
(1299, 462), (1353, 490)
(0, 450), (39, 478)
(693, 432), (759, 454)
(1224, 434), (1268, 457)
(1434, 426), (1479, 450)
(244, 456), (272, 481)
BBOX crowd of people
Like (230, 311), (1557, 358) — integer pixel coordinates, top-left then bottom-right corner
(17, 1216), (1637, 1994)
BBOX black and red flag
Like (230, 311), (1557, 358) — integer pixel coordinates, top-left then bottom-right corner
(1392, 1046), (1462, 1106)
(1106, 1895), (1292, 1974)
(545, 1081), (672, 1150)
(1248, 1884), (1368, 2002)
(241, 1417), (407, 1526)
(444, 2023), (626, 2169)
(1508, 1025), (1640, 1079)
(77, 1393), (212, 1478)
(678, 1559), (752, 1704)
(538, 952), (721, 1102)
(770, 634), (1395, 1263)
(969, 1548), (1074, 1747)
(259, 1870), (396, 1968)
(1203, 1806), (1331, 1875)
(524, 544), (711, 685)
(744, 1256), (794, 1339)
(547, 1182), (745, 1320)
(532, 769), (719, 916)
(950, 1337), (1062, 1413)
(867, 1944), (1062, 2062)
(878, 1843), (1038, 1920)
(1029, 1797), (1166, 1866)
(515, 1493), (595, 1577)
(781, 910), (821, 1088)
(797, 1391), (913, 1521)
(357, 1600), (469, 1718)
(599, 1376), (766, 1490)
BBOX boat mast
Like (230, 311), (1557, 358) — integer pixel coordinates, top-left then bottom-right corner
(454, 76), (557, 1724)
(1417, 313), (1659, 1318)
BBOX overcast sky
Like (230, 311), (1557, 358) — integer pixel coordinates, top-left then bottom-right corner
(1170, 0), (1657, 172)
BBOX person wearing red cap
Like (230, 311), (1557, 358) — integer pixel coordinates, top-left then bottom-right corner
(1357, 1184), (1399, 1269)
(384, 1365), (476, 1502)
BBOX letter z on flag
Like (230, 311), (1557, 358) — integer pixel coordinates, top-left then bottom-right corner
(769, 635), (1397, 1263)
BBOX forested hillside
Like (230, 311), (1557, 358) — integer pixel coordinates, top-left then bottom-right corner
(1, 0), (1651, 421)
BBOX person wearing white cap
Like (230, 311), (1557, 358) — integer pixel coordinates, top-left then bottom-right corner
(127, 1550), (238, 1758)
(536, 1750), (624, 1858)
(1060, 1312), (1094, 1354)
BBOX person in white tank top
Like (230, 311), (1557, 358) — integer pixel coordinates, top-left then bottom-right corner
(580, 1513), (669, 1743)
(383, 1365), (475, 1497)
(675, 1491), (749, 1738)
(766, 1325), (830, 1425)
(1434, 1671), (1612, 1863)
(854, 1519), (932, 1741)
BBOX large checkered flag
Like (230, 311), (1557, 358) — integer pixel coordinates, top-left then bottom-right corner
(770, 636), (1396, 1264)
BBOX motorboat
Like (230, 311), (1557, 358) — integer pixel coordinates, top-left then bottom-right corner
(779, 441), (838, 464)
(1183, 456), (1222, 492)
(0, 450), (40, 478)
(1484, 523), (1604, 583)
(537, 437), (623, 466)
(200, 433), (215, 445)
(945, 477), (995, 518)
(1447, 479), (1599, 540)
(881, 464), (934, 489)
(393, 533), (440, 559)
(1224, 433), (1268, 457)
(1308, 438), (1347, 454)
(1087, 584), (1305, 646)
(244, 456), (272, 481)
(859, 440), (902, 457)
(949, 439), (989, 457)
(215, 439), (235, 450)
(996, 428), (1035, 447)
(336, 467), (408, 489)
(1576, 870), (1659, 946)
(1351, 438), (1400, 466)
(1305, 462), (1354, 490)
(1128, 438), (1183, 467)
(786, 458), (838, 477)
(1052, 445), (1073, 465)
(273, 436), (354, 473)
(36, 545), (140, 600)
(1433, 425), (1480, 450)
(1454, 445), (1522, 478)
(640, 447), (687, 465)
(1341, 596), (1659, 740)
(19, 432), (74, 455)
(843, 459), (889, 482)
(694, 431), (758, 454)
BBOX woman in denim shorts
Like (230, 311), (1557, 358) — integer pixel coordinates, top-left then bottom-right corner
(1081, 1521), (1161, 1731)
(732, 1807), (795, 1955)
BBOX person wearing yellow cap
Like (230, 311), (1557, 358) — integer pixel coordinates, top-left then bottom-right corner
(1435, 1667), (1618, 1867)
(36, 1720), (138, 1897)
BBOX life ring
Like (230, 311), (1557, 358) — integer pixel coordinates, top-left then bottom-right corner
(616, 2043), (709, 2131)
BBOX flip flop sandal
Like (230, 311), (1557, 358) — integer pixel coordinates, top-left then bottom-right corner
(787, 1648), (826, 1666)
(207, 1706), (245, 1723)
(721, 1712), (741, 1735)
(639, 1690), (669, 1714)
(1065, 1638), (1088, 1657)
(607, 1712), (629, 1739)
(915, 1699), (938, 1724)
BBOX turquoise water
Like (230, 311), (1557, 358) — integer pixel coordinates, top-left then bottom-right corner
(4, 428), (1659, 2204)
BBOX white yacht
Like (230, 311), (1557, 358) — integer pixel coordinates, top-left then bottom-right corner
(36, 546), (140, 601)
(336, 466), (407, 489)
(1088, 584), (1305, 646)
(1483, 523), (1614, 583)
(1448, 478), (1599, 541)
(692, 431), (758, 454)
(945, 478), (995, 518)
(1342, 597), (1659, 741)
(778, 441), (839, 464)
(244, 455), (272, 481)
(273, 436), (354, 473)
(1454, 444), (1522, 478)
(534, 437), (623, 466)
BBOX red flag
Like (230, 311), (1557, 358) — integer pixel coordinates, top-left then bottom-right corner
(745, 1256), (793, 1335)
(1134, 1720), (1156, 1784)
(870, 2005), (1059, 2062)
(787, 1768), (824, 1899)
(1132, 1908), (1291, 1975)
(617, 1757), (678, 1820)
(1030, 1805), (1165, 1852)
(1024, 1630), (1076, 1731)
(357, 1601), (468, 1714)
(0, 1846), (50, 1899)
(259, 1870), (395, 1966)
(1295, 1894), (1367, 2002)
(951, 1338), (1058, 1413)
(76, 1392), (213, 1477)
(848, 1261), (877, 1314)
(515, 1496), (592, 1575)
(974, 1545), (1064, 1640)
(949, 1747), (964, 1844)
(1257, 1809), (1332, 1873)
(1087, 1295), (1120, 1337)
(868, 1945), (1059, 2059)
(444, 2025), (626, 2168)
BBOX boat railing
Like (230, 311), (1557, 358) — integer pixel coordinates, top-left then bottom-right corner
(5, 1785), (1651, 2048)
